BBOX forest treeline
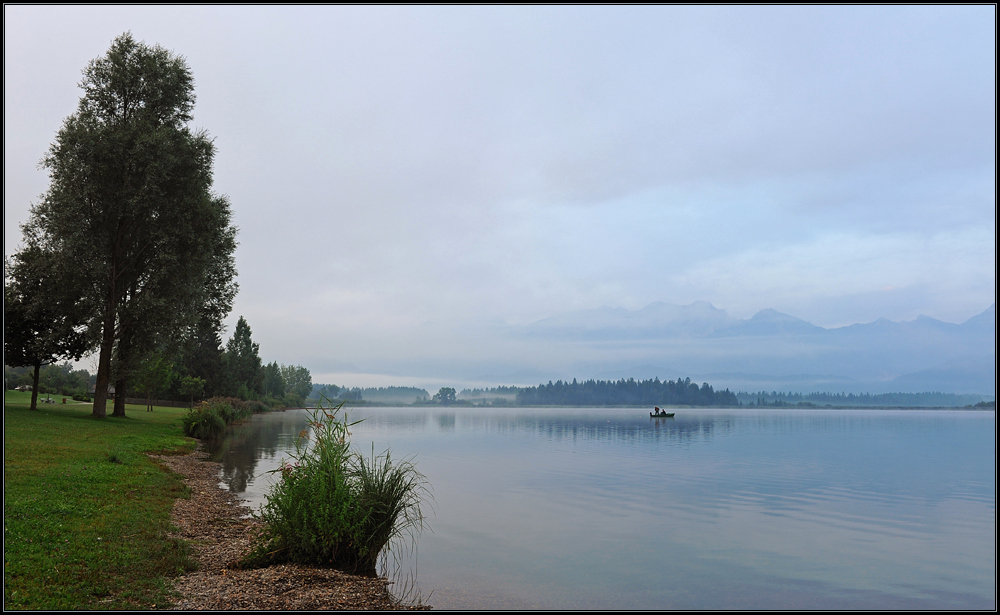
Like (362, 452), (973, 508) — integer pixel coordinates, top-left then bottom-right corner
(738, 390), (988, 408)
(286, 380), (991, 408)
(459, 386), (521, 398)
(308, 385), (430, 404)
(515, 377), (740, 406)
(4, 316), (313, 410)
(4, 363), (93, 400)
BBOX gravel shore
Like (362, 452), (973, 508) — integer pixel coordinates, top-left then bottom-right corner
(151, 449), (429, 610)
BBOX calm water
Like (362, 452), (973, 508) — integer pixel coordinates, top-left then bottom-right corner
(207, 407), (996, 610)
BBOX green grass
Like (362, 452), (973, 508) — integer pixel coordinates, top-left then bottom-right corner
(4, 391), (198, 610)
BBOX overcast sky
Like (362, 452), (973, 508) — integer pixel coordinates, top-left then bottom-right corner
(5, 6), (995, 388)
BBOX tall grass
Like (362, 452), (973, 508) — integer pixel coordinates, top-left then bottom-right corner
(240, 400), (429, 575)
(350, 446), (428, 572)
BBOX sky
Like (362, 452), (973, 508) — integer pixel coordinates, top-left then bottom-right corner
(4, 6), (996, 390)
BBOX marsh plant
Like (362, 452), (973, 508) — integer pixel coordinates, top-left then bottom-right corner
(241, 400), (429, 574)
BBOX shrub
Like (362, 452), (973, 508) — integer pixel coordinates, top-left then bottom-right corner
(180, 405), (227, 439)
(240, 401), (428, 574)
(199, 397), (236, 423)
(243, 399), (272, 414)
(180, 396), (273, 441)
(282, 392), (306, 408)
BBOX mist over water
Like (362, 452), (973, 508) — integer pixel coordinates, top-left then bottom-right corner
(210, 407), (995, 609)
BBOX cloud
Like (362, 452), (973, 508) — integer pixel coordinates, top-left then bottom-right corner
(5, 6), (994, 385)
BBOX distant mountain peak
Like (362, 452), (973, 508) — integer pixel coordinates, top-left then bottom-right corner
(751, 308), (785, 320)
(748, 308), (814, 324)
(961, 304), (996, 331)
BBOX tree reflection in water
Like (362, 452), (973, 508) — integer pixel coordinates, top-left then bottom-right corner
(206, 409), (313, 494)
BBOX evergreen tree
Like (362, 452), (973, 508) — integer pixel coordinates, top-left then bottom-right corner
(262, 361), (286, 398)
(225, 316), (263, 398)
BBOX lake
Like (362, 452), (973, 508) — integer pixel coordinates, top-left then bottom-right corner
(207, 407), (996, 610)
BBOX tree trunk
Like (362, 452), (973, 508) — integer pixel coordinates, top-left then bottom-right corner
(112, 321), (132, 417)
(30, 363), (41, 411)
(112, 378), (127, 417)
(92, 300), (117, 418)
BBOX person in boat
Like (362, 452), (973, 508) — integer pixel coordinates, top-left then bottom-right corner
(654, 407), (662, 416)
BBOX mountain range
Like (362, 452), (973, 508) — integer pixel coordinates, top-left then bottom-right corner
(503, 302), (995, 395)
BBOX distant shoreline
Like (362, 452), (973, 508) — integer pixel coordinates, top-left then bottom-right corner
(303, 401), (996, 410)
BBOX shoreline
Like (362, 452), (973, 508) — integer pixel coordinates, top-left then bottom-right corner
(151, 448), (428, 610)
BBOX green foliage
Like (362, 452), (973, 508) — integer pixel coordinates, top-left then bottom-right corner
(308, 384), (342, 401)
(178, 376), (206, 408)
(241, 401), (428, 574)
(241, 404), (359, 569)
(280, 364), (313, 400)
(515, 377), (740, 406)
(326, 386), (429, 404)
(243, 399), (273, 414)
(5, 363), (93, 399)
(4, 250), (95, 370)
(134, 352), (176, 411)
(739, 390), (990, 408)
(179, 396), (272, 440)
(173, 315), (228, 399)
(432, 387), (457, 405)
(225, 317), (263, 398)
(262, 361), (286, 398)
(349, 447), (429, 572)
(283, 391), (306, 408)
(4, 251), (95, 411)
(198, 397), (237, 424)
(180, 404), (226, 439)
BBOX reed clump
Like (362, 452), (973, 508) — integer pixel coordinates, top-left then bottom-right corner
(180, 396), (269, 439)
(239, 400), (428, 575)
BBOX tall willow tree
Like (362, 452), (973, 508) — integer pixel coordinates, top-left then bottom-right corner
(22, 33), (237, 417)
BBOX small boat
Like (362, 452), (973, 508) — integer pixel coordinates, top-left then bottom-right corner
(650, 411), (675, 418)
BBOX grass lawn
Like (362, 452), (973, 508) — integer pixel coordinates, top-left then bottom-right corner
(4, 390), (198, 610)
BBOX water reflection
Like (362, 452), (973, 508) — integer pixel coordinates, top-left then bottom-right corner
(348, 408), (734, 443)
(205, 407), (995, 610)
(207, 409), (313, 497)
(436, 413), (455, 431)
(498, 413), (733, 443)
